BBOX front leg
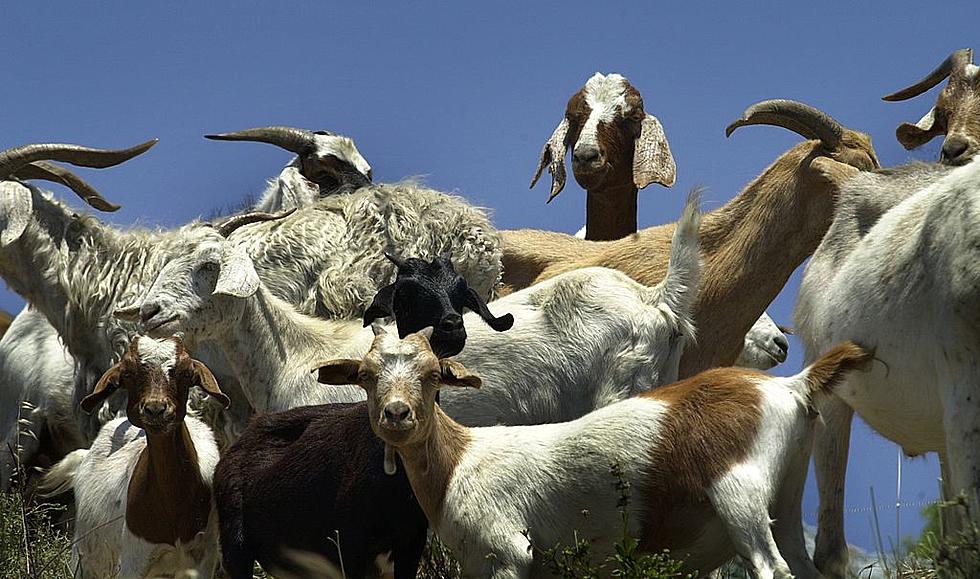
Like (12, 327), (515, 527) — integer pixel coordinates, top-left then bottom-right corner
(812, 395), (854, 578)
(940, 369), (980, 526)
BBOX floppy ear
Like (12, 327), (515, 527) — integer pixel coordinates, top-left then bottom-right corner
(896, 107), (945, 150)
(214, 246), (260, 298)
(363, 283), (396, 326)
(530, 118), (570, 203)
(189, 359), (230, 408)
(0, 181), (33, 247)
(633, 114), (676, 189)
(81, 364), (122, 414)
(464, 288), (514, 332)
(439, 359), (482, 389)
(316, 359), (362, 385)
(114, 303), (141, 322)
(810, 157), (861, 188)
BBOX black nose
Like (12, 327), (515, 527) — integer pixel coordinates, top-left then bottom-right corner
(773, 334), (789, 357)
(573, 145), (600, 165)
(141, 401), (168, 419)
(942, 136), (969, 163)
(384, 401), (411, 423)
(439, 314), (463, 332)
(140, 302), (161, 324)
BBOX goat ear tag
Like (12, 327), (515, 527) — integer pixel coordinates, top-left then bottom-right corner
(633, 114), (676, 189)
(0, 181), (33, 247)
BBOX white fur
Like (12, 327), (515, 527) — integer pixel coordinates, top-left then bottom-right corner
(577, 73), (631, 151)
(795, 159), (976, 575)
(735, 312), (790, 371)
(137, 194), (702, 423)
(136, 337), (177, 375)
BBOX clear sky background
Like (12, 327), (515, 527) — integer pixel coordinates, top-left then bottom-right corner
(3, 1), (975, 555)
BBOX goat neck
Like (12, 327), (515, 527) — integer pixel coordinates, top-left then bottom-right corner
(584, 180), (639, 241)
(392, 405), (471, 527)
(126, 422), (211, 545)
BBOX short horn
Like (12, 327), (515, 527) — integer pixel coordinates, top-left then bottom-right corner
(12, 161), (120, 212)
(216, 208), (296, 238)
(384, 252), (406, 269)
(882, 48), (974, 102)
(205, 126), (317, 155)
(726, 99), (843, 149)
(0, 139), (157, 178)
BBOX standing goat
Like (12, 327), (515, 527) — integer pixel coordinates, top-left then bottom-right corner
(884, 48), (980, 165)
(503, 99), (879, 380)
(532, 72), (675, 241)
(794, 158), (976, 577)
(318, 327), (872, 579)
(41, 336), (227, 578)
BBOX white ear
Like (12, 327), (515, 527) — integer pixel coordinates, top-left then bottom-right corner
(277, 166), (317, 209)
(633, 114), (676, 189)
(0, 181), (33, 247)
(213, 246), (260, 298)
(371, 322), (388, 337)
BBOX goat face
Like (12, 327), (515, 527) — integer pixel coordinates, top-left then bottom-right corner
(118, 237), (258, 345)
(886, 48), (980, 165)
(363, 254), (513, 358)
(299, 131), (373, 194)
(317, 325), (480, 446)
(532, 73), (675, 202)
(80, 336), (228, 433)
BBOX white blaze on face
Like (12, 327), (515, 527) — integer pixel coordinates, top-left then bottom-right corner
(577, 73), (631, 151)
(312, 133), (372, 178)
(136, 336), (178, 375)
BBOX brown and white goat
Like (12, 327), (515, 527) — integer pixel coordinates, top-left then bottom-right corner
(42, 336), (228, 578)
(531, 72), (676, 241)
(884, 48), (980, 165)
(502, 99), (879, 380)
(318, 326), (872, 579)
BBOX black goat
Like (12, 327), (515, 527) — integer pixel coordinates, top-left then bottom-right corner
(363, 253), (513, 357)
(214, 403), (427, 579)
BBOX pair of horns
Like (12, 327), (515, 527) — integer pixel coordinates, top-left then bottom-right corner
(0, 139), (158, 211)
(882, 48), (974, 102)
(726, 99), (844, 148)
(205, 126), (335, 156)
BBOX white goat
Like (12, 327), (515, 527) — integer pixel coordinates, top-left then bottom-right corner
(131, 192), (701, 424)
(318, 326), (872, 579)
(0, 128), (374, 486)
(794, 159), (967, 577)
(735, 313), (790, 371)
(41, 336), (227, 578)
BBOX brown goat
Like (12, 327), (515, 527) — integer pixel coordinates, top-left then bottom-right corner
(531, 73), (676, 241)
(501, 100), (879, 378)
(884, 48), (980, 165)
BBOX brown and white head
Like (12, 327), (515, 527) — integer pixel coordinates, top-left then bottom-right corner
(80, 336), (229, 434)
(531, 72), (676, 202)
(316, 325), (480, 447)
(884, 48), (980, 165)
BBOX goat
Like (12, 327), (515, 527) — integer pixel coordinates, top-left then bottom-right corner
(883, 48), (980, 165)
(501, 99), (879, 382)
(317, 326), (872, 579)
(0, 127), (375, 488)
(131, 190), (700, 423)
(531, 72), (676, 241)
(213, 402), (426, 579)
(794, 158), (972, 577)
(0, 138), (499, 460)
(40, 336), (228, 578)
(363, 252), (514, 357)
(735, 313), (791, 371)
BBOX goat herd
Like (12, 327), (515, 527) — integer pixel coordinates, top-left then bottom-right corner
(0, 47), (978, 578)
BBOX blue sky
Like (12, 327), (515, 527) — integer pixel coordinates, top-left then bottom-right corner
(3, 1), (974, 553)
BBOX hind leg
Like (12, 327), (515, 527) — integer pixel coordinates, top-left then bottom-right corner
(709, 465), (793, 579)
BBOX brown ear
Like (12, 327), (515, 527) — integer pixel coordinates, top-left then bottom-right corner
(530, 118), (570, 203)
(81, 364), (122, 414)
(189, 359), (230, 409)
(439, 359), (482, 389)
(896, 108), (944, 150)
(633, 114), (676, 189)
(316, 359), (362, 385)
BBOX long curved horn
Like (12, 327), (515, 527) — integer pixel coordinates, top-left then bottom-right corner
(205, 126), (317, 155)
(0, 139), (157, 177)
(12, 161), (120, 212)
(882, 48), (974, 102)
(725, 99), (843, 148)
(216, 208), (296, 238)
